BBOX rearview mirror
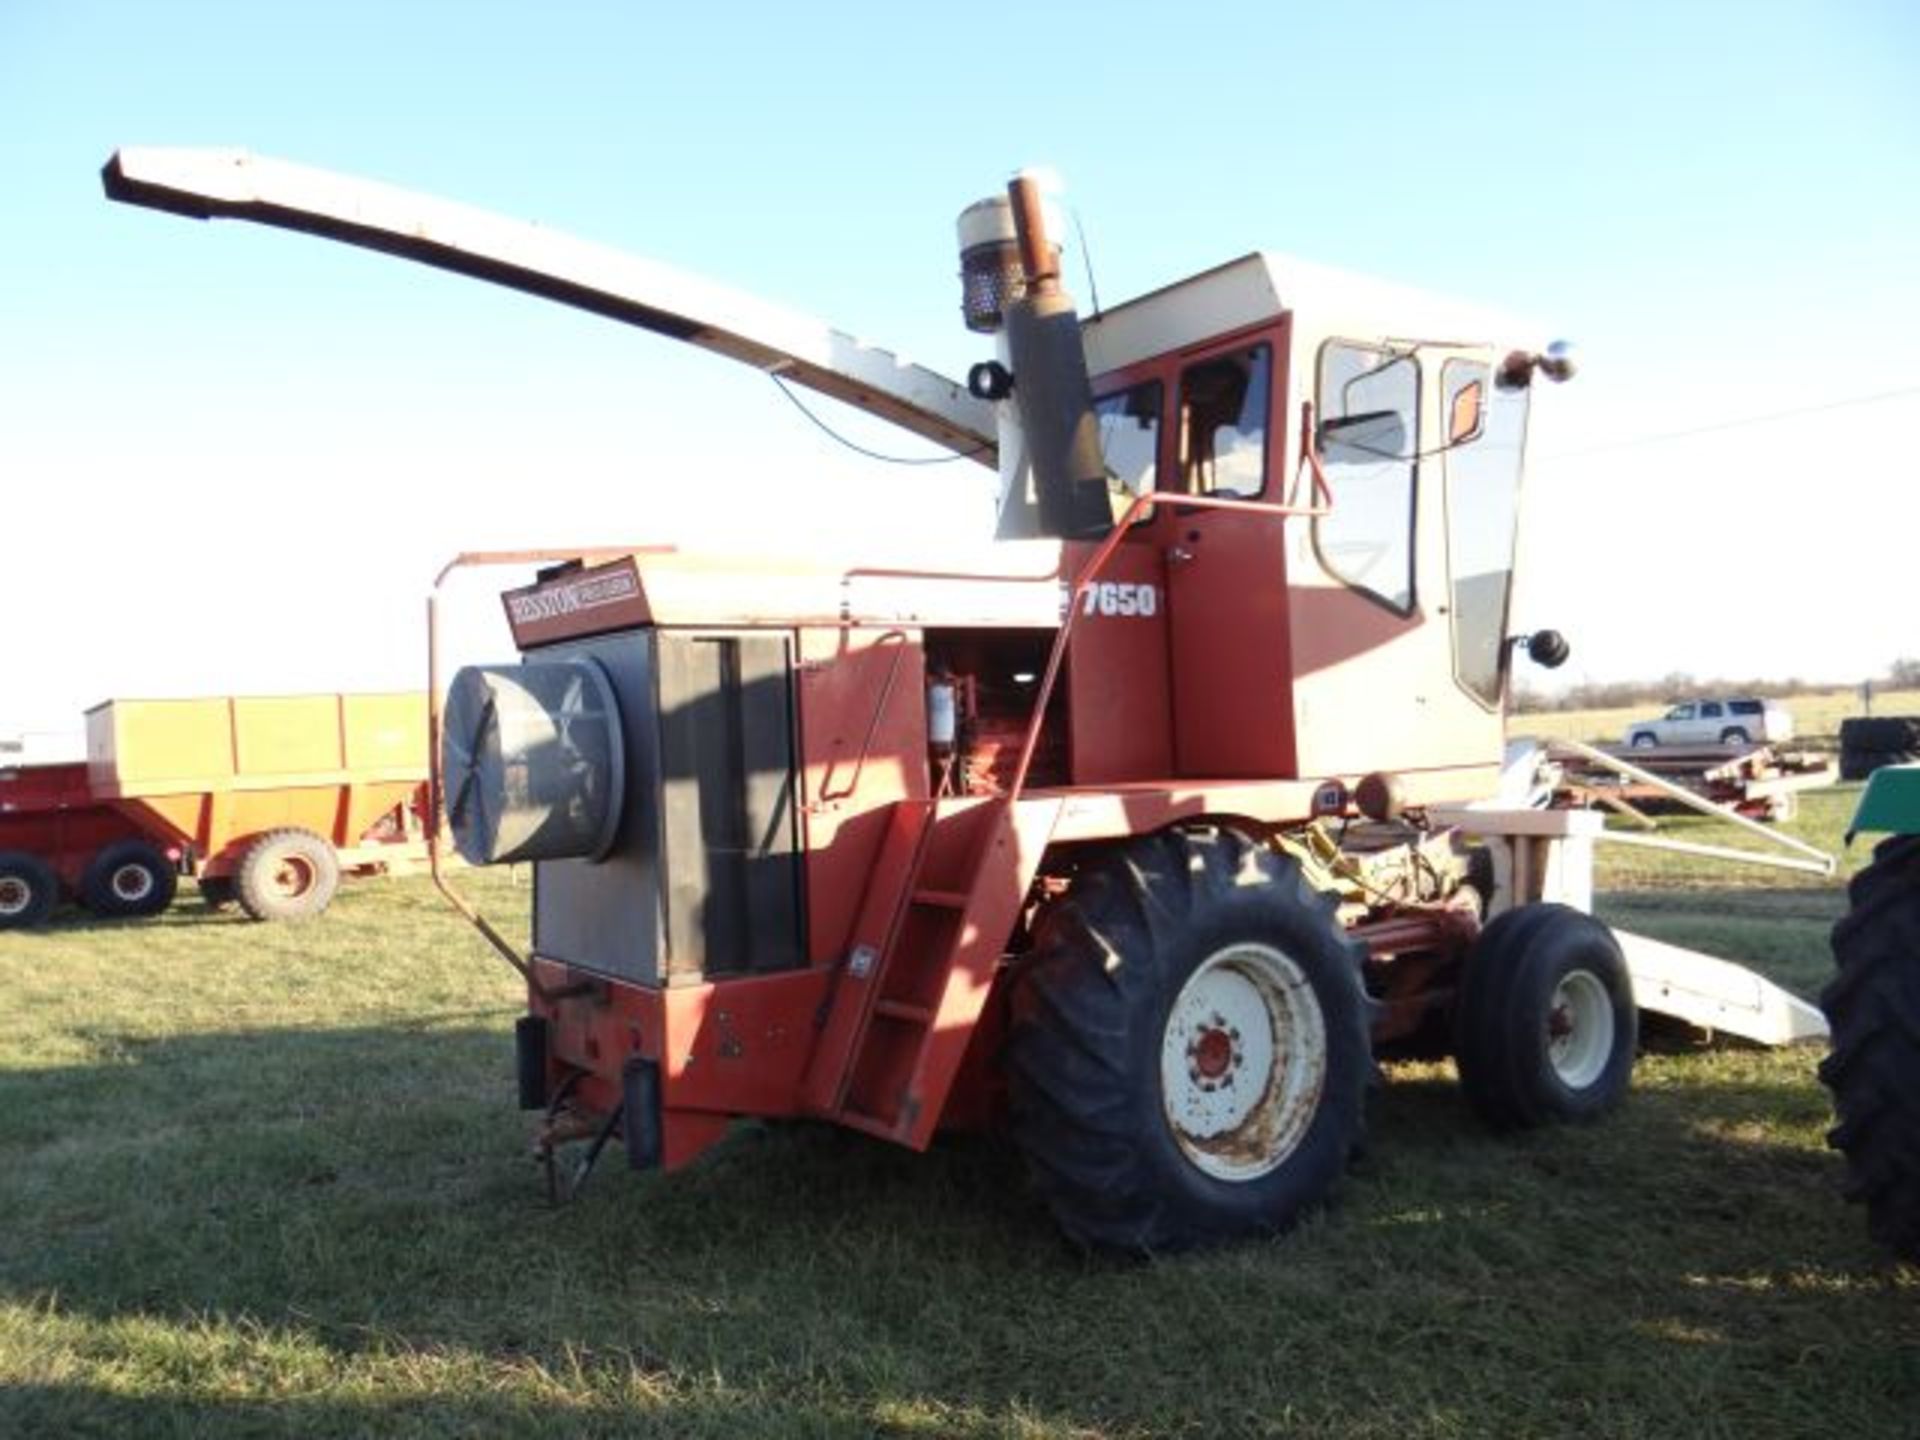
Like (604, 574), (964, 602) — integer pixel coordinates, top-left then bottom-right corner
(1317, 409), (1407, 462)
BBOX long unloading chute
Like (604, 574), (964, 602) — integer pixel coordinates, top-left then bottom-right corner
(102, 147), (997, 466)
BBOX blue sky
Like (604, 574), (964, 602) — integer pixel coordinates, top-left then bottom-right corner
(2, 1), (1916, 737)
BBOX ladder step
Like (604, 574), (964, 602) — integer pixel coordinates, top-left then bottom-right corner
(912, 888), (969, 910)
(873, 998), (932, 1024)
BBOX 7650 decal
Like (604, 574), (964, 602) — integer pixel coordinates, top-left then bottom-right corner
(1078, 581), (1160, 618)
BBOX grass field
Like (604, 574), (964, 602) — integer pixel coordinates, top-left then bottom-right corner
(2, 788), (1915, 1438)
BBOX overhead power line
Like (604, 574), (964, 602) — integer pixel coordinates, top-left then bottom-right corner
(1539, 384), (1920, 461)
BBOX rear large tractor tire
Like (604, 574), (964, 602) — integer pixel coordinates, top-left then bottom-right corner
(0, 851), (59, 929)
(1454, 903), (1638, 1130)
(1003, 827), (1372, 1253)
(80, 840), (178, 918)
(234, 829), (341, 922)
(1819, 836), (1920, 1263)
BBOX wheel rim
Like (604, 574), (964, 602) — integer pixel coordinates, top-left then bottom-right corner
(0, 877), (29, 917)
(111, 863), (155, 903)
(1546, 969), (1615, 1090)
(270, 854), (316, 899)
(1160, 941), (1326, 1182)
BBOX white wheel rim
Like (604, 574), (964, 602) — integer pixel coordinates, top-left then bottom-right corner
(0, 877), (29, 917)
(1160, 941), (1326, 1182)
(1547, 969), (1614, 1090)
(111, 864), (154, 902)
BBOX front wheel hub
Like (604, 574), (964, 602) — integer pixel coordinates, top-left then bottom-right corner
(1546, 969), (1615, 1090)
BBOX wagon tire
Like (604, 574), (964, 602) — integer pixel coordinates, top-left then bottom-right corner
(1719, 727), (1749, 746)
(1819, 835), (1920, 1262)
(1629, 732), (1658, 749)
(234, 829), (340, 921)
(1004, 827), (1372, 1253)
(198, 877), (237, 912)
(0, 851), (59, 929)
(1454, 903), (1638, 1130)
(80, 840), (178, 918)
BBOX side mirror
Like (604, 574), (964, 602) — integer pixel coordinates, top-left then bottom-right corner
(1523, 629), (1570, 669)
(1498, 340), (1579, 390)
(1317, 409), (1407, 462)
(967, 360), (1014, 401)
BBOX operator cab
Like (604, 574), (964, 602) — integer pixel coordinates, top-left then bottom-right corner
(1055, 253), (1554, 784)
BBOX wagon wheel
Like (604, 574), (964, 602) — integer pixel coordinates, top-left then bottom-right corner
(0, 851), (59, 929)
(80, 840), (179, 918)
(1452, 903), (1638, 1130)
(234, 829), (341, 922)
(1003, 827), (1372, 1253)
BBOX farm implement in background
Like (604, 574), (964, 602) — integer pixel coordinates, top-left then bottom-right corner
(1548, 740), (1836, 825)
(105, 146), (1827, 1252)
(0, 692), (430, 926)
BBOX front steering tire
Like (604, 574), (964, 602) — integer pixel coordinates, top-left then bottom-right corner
(1453, 903), (1638, 1130)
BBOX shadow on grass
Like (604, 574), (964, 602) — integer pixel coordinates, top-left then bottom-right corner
(1, 1022), (1914, 1438)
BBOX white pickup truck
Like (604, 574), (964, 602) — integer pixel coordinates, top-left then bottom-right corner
(1623, 697), (1794, 748)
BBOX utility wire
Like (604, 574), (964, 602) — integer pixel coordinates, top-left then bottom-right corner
(770, 374), (992, 467)
(1539, 384), (1920, 461)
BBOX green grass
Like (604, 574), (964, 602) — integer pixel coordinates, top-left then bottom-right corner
(2, 817), (1915, 1439)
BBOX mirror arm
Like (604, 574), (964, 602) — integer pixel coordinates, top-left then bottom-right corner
(1290, 400), (1335, 510)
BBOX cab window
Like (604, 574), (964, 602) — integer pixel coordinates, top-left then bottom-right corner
(1315, 341), (1417, 612)
(1442, 359), (1530, 705)
(1179, 344), (1269, 498)
(1093, 379), (1162, 524)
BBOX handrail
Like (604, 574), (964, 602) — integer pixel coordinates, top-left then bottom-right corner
(1006, 467), (1334, 802)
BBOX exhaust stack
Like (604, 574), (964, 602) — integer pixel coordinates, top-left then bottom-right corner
(960, 174), (1111, 541)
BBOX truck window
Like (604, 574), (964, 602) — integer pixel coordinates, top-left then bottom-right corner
(1315, 341), (1417, 612)
(1701, 702), (1724, 719)
(1730, 699), (1761, 715)
(1094, 379), (1162, 524)
(1668, 705), (1693, 720)
(1442, 359), (1530, 705)
(1179, 344), (1269, 498)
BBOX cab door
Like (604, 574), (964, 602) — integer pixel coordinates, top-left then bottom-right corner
(1159, 327), (1295, 778)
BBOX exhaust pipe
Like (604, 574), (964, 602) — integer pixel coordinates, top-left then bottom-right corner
(960, 173), (1111, 541)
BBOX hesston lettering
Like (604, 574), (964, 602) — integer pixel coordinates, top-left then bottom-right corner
(506, 567), (640, 625)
